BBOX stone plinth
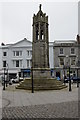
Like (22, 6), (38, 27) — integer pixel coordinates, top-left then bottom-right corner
(32, 68), (51, 79)
(16, 78), (67, 90)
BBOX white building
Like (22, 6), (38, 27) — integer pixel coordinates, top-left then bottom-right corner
(0, 38), (54, 79)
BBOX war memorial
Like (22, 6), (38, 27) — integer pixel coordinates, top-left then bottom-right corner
(16, 4), (66, 91)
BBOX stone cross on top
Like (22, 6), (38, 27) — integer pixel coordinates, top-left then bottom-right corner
(39, 4), (42, 11)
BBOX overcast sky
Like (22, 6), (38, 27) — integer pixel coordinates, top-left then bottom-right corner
(0, 1), (78, 44)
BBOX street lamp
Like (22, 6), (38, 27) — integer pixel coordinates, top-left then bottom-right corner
(68, 66), (71, 91)
(63, 66), (66, 85)
(77, 67), (79, 87)
(3, 63), (9, 90)
(66, 56), (72, 91)
(76, 57), (80, 88)
(6, 63), (8, 87)
(3, 68), (6, 90)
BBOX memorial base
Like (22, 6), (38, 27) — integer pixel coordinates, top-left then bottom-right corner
(16, 68), (67, 90)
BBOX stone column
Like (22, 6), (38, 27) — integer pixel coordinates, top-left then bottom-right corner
(33, 24), (36, 42)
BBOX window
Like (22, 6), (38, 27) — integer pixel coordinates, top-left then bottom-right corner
(13, 51), (15, 56)
(40, 30), (44, 40)
(27, 60), (29, 68)
(71, 58), (75, 66)
(20, 51), (22, 56)
(27, 51), (29, 56)
(60, 48), (64, 54)
(27, 51), (32, 56)
(13, 60), (22, 67)
(3, 61), (6, 67)
(16, 60), (19, 67)
(13, 51), (22, 56)
(30, 51), (32, 56)
(59, 58), (64, 66)
(16, 51), (19, 56)
(36, 30), (39, 40)
(20, 60), (22, 67)
(71, 48), (75, 54)
(3, 52), (7, 56)
(36, 24), (39, 40)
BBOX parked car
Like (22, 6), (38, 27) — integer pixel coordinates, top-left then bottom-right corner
(65, 76), (80, 83)
(10, 77), (19, 83)
(73, 77), (80, 83)
(19, 77), (23, 81)
(64, 77), (73, 83)
(64, 78), (68, 83)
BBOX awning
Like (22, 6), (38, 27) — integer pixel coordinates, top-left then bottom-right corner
(21, 69), (31, 72)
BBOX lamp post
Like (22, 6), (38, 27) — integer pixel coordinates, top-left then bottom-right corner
(66, 56), (72, 91)
(6, 68), (9, 87)
(63, 66), (66, 85)
(77, 67), (79, 87)
(6, 63), (8, 87)
(69, 66), (71, 91)
(76, 59), (80, 88)
(3, 68), (6, 90)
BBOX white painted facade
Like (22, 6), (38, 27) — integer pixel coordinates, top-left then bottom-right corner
(49, 42), (54, 68)
(0, 38), (54, 76)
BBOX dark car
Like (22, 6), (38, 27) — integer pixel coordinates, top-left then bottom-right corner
(65, 76), (80, 83)
(64, 77), (73, 83)
(73, 77), (80, 83)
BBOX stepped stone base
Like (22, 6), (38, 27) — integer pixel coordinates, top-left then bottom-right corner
(16, 77), (67, 91)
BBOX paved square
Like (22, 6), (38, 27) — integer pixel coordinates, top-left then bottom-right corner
(1, 83), (80, 119)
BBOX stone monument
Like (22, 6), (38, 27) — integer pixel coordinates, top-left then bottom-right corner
(77, 34), (80, 77)
(16, 4), (66, 90)
(32, 4), (51, 80)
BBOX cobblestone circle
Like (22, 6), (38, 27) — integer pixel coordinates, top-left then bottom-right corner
(2, 101), (79, 120)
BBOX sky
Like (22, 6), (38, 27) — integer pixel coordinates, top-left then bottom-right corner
(0, 0), (78, 44)
(78, 1), (80, 34)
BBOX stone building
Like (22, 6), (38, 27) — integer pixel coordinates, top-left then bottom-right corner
(77, 34), (80, 77)
(53, 39), (78, 79)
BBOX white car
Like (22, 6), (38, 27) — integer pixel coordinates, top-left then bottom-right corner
(19, 77), (23, 81)
(11, 77), (19, 83)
